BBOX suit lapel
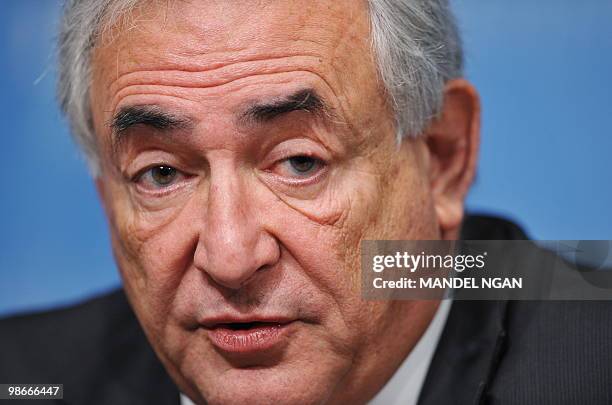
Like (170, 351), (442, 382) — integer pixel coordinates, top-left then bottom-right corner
(417, 300), (508, 405)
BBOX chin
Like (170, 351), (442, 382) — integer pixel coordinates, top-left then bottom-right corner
(191, 366), (336, 405)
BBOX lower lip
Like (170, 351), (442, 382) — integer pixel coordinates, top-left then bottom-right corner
(207, 323), (292, 354)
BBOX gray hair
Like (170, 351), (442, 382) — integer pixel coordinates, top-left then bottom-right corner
(57, 0), (463, 175)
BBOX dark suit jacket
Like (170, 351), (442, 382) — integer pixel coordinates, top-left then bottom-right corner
(1, 215), (611, 405)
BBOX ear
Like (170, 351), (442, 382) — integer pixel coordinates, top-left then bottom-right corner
(425, 79), (480, 240)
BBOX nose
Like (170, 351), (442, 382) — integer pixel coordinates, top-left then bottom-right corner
(194, 166), (280, 290)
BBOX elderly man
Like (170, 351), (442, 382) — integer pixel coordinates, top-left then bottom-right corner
(1, 1), (611, 404)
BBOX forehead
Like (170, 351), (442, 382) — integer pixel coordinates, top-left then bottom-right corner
(89, 0), (390, 152)
(92, 0), (372, 82)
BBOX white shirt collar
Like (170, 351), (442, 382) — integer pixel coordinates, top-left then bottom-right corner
(180, 299), (451, 405)
(368, 299), (452, 405)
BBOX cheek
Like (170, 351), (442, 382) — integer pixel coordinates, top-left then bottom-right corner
(314, 147), (439, 342)
(107, 189), (202, 333)
(365, 143), (439, 241)
(269, 168), (393, 347)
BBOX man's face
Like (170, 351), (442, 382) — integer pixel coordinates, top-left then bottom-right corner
(90, 1), (443, 403)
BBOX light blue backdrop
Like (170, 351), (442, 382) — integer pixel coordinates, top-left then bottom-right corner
(1, 0), (611, 316)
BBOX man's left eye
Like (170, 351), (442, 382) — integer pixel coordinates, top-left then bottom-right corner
(288, 156), (317, 173)
(279, 156), (324, 178)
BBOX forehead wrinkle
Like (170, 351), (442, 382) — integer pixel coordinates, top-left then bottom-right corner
(97, 0), (354, 65)
(106, 66), (347, 124)
(105, 53), (324, 93)
(102, 55), (329, 117)
(94, 42), (362, 152)
(90, 0), (372, 122)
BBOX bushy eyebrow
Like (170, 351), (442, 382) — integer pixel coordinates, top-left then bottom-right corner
(110, 105), (193, 135)
(108, 105), (194, 153)
(108, 89), (334, 152)
(239, 88), (334, 125)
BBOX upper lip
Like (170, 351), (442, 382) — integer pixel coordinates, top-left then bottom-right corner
(199, 315), (295, 329)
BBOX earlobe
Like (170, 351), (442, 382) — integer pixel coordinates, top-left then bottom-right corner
(425, 79), (481, 239)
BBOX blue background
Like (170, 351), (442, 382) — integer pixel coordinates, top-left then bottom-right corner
(1, 0), (611, 316)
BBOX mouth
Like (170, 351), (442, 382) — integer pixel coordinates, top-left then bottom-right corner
(202, 319), (296, 354)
